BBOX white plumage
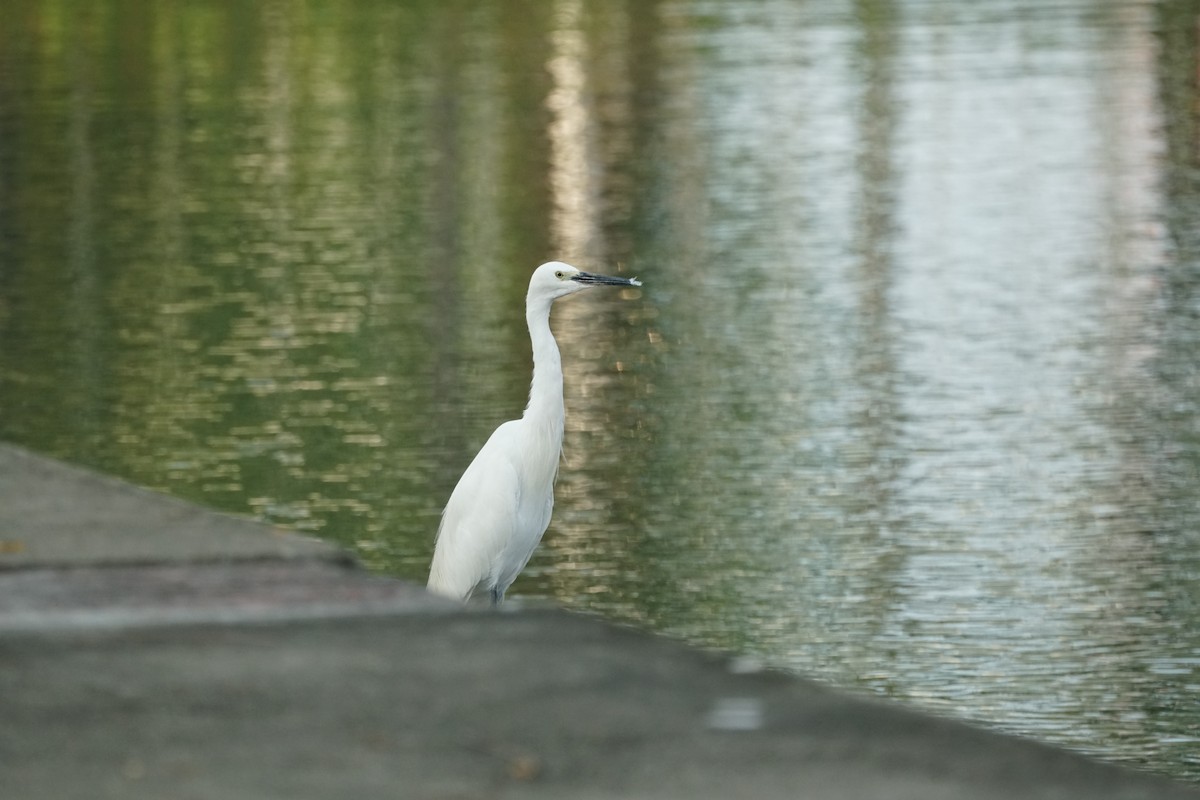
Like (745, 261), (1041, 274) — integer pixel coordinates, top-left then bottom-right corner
(427, 262), (641, 604)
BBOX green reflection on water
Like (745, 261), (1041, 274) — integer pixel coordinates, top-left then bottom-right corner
(4, 0), (1200, 784)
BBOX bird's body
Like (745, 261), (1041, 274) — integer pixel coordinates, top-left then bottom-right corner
(427, 262), (640, 604)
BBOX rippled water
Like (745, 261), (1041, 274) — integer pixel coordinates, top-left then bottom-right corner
(3, 0), (1200, 782)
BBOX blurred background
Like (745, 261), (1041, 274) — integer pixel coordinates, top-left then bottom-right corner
(2, 0), (1200, 782)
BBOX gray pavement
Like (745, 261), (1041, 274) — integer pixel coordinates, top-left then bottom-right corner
(0, 443), (340, 568)
(1, 441), (1197, 799)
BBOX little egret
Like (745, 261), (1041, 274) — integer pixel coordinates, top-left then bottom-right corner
(427, 262), (641, 604)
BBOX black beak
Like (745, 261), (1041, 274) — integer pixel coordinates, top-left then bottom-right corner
(571, 271), (642, 287)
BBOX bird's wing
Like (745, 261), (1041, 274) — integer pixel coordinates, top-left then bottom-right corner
(427, 422), (523, 601)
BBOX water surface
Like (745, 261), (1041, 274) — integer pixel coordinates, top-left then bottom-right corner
(3, 0), (1200, 781)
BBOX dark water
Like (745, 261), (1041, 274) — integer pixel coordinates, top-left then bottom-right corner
(4, 0), (1200, 781)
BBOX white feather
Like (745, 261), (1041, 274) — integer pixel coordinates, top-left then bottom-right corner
(427, 262), (639, 603)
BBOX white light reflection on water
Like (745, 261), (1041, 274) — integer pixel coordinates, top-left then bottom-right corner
(872, 1), (1177, 766)
(535, 0), (1200, 779)
(546, 0), (600, 263)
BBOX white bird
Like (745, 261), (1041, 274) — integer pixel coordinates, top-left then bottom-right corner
(427, 261), (641, 604)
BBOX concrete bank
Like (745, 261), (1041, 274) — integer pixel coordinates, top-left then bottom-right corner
(1, 442), (1196, 799)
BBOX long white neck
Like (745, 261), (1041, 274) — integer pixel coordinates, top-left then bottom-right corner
(523, 294), (565, 443)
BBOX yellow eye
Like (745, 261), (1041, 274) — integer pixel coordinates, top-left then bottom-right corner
(555, 271), (565, 279)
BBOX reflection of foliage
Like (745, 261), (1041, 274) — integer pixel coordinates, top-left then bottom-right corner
(0, 0), (574, 573)
(1156, 0), (1200, 234)
(1152, 0), (1200, 624)
(1154, 0), (1200, 486)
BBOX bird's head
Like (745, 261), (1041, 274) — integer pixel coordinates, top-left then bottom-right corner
(528, 261), (642, 303)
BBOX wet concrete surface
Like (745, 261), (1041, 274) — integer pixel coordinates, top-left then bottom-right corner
(0, 442), (339, 568)
(2, 442), (1197, 799)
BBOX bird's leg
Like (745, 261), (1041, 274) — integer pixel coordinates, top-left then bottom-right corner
(490, 586), (504, 607)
